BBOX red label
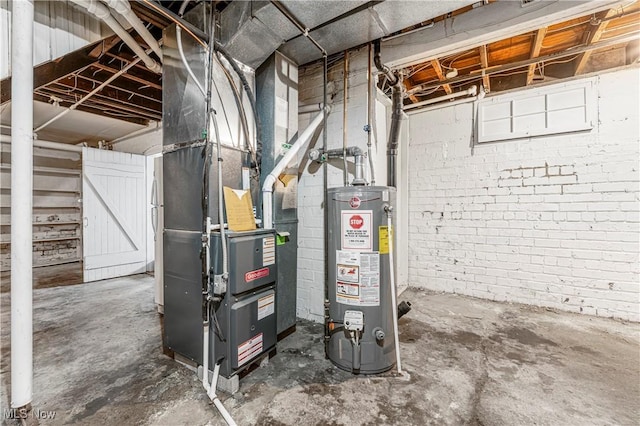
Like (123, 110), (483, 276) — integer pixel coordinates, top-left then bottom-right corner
(349, 196), (361, 208)
(349, 215), (364, 229)
(245, 267), (270, 283)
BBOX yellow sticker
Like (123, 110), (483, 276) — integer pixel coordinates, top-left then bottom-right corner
(379, 225), (393, 254)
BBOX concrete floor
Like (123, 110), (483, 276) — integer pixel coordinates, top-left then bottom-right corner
(0, 262), (83, 293)
(1, 275), (638, 425)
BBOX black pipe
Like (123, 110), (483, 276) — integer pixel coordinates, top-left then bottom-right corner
(323, 56), (330, 359)
(373, 40), (397, 86)
(397, 301), (412, 319)
(373, 40), (403, 188)
(387, 84), (402, 187)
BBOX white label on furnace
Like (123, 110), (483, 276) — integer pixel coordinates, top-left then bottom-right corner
(257, 293), (275, 320)
(237, 333), (263, 366)
(263, 237), (275, 266)
(341, 210), (372, 251)
(336, 250), (380, 306)
(242, 167), (250, 190)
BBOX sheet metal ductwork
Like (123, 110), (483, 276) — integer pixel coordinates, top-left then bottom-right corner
(219, 0), (477, 68)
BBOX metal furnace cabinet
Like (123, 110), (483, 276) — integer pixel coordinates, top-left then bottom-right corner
(164, 229), (277, 378)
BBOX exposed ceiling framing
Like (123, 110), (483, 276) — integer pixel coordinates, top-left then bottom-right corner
(1, 0), (638, 133)
(397, 1), (640, 105)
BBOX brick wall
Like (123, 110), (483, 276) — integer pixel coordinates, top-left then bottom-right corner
(296, 47), (391, 322)
(407, 68), (640, 322)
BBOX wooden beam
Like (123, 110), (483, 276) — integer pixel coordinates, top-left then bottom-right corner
(382, 0), (624, 69)
(407, 32), (639, 95)
(50, 79), (161, 116)
(403, 78), (419, 103)
(33, 93), (149, 126)
(0, 39), (103, 104)
(479, 45), (491, 93)
(526, 27), (548, 85)
(430, 59), (452, 94)
(87, 35), (122, 59)
(575, 9), (618, 75)
(91, 63), (162, 91)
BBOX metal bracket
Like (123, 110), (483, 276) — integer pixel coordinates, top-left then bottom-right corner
(212, 274), (227, 296)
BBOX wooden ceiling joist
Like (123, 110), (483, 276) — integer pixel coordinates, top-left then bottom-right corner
(0, 39), (103, 104)
(408, 32), (639, 95)
(32, 92), (149, 126)
(403, 78), (419, 103)
(430, 59), (453, 94)
(574, 9), (618, 75)
(526, 27), (548, 85)
(49, 80), (161, 117)
(91, 63), (162, 91)
(479, 45), (490, 93)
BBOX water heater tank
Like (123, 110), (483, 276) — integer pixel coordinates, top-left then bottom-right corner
(326, 186), (396, 374)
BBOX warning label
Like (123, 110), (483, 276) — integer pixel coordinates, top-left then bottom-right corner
(257, 293), (275, 320)
(263, 237), (275, 266)
(341, 210), (372, 251)
(379, 225), (393, 254)
(336, 250), (380, 306)
(238, 333), (263, 366)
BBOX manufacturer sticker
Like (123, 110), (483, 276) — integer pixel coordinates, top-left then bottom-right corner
(336, 250), (380, 306)
(245, 267), (269, 283)
(341, 210), (372, 251)
(257, 293), (275, 320)
(263, 237), (275, 266)
(237, 333), (263, 366)
(349, 196), (361, 209)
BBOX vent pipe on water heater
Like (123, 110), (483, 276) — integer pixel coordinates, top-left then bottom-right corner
(373, 40), (403, 188)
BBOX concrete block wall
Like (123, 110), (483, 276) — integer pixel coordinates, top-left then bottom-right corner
(407, 68), (640, 322)
(296, 47), (387, 322)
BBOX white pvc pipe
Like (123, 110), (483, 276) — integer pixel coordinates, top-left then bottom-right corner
(70, 0), (161, 73)
(105, 0), (163, 60)
(202, 323), (210, 391)
(0, 135), (83, 153)
(209, 364), (237, 426)
(11, 0), (34, 409)
(405, 86), (486, 115)
(177, 1), (206, 98)
(298, 103), (324, 114)
(262, 108), (329, 229)
(387, 209), (402, 375)
(403, 85), (477, 111)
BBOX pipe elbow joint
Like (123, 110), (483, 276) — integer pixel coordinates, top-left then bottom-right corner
(105, 0), (131, 14)
(146, 60), (162, 74)
(262, 175), (277, 192)
(86, 0), (112, 20)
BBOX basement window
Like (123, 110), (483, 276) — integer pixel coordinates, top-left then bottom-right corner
(476, 78), (596, 143)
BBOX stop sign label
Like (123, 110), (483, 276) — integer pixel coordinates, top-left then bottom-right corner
(341, 210), (372, 251)
(350, 215), (364, 229)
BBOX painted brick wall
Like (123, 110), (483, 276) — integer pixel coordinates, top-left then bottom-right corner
(407, 68), (640, 322)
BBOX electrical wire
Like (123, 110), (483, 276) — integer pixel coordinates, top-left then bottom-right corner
(441, 48), (476, 70)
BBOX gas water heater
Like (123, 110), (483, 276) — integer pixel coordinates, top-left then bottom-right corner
(326, 186), (397, 373)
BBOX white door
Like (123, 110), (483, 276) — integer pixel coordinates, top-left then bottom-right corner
(82, 147), (146, 282)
